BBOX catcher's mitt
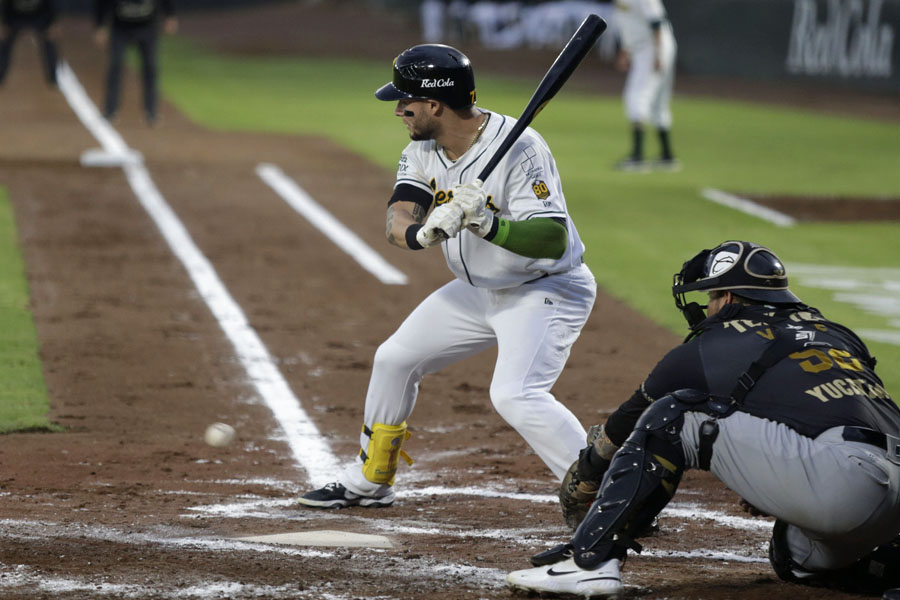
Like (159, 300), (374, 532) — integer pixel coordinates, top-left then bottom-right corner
(559, 424), (611, 530)
(559, 461), (600, 530)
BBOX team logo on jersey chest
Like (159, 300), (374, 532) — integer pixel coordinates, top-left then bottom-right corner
(429, 178), (500, 214)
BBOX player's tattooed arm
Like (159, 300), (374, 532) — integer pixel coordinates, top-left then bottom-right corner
(386, 201), (428, 249)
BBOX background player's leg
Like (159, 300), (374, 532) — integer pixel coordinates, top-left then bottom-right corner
(136, 27), (158, 123)
(0, 24), (22, 84)
(103, 30), (128, 119)
(650, 35), (677, 164)
(617, 46), (653, 169)
(38, 27), (58, 85)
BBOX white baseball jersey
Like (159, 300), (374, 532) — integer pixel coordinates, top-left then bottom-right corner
(613, 0), (673, 53)
(394, 110), (586, 289)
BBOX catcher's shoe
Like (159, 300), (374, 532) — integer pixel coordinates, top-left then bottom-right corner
(297, 482), (394, 509)
(507, 557), (623, 599)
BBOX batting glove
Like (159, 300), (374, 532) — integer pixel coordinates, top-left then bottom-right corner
(419, 202), (465, 246)
(415, 224), (444, 249)
(452, 181), (494, 237)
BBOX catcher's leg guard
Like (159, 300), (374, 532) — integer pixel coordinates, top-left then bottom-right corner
(568, 391), (701, 569)
(359, 422), (413, 486)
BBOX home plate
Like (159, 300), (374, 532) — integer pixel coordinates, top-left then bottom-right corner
(235, 530), (394, 549)
(80, 148), (144, 167)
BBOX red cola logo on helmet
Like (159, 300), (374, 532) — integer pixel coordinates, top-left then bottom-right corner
(420, 78), (455, 88)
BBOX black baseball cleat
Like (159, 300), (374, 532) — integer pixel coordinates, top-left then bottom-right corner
(297, 482), (395, 509)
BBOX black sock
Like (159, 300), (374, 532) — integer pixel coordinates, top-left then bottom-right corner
(658, 128), (673, 160)
(630, 126), (644, 161)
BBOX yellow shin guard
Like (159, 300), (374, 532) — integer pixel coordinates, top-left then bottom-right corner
(360, 422), (413, 485)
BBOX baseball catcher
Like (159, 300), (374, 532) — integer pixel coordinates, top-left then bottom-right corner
(509, 240), (900, 598)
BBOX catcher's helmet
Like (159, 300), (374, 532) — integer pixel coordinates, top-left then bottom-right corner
(375, 44), (476, 110)
(673, 241), (801, 327)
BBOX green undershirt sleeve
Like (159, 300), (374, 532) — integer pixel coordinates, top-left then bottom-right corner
(487, 217), (568, 259)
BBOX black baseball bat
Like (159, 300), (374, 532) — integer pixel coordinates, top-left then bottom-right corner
(431, 14), (606, 240)
(476, 13), (607, 185)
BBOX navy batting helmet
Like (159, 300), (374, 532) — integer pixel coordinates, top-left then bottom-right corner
(375, 44), (476, 110)
(673, 241), (801, 326)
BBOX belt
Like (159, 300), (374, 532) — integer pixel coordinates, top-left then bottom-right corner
(842, 426), (888, 450)
(843, 426), (900, 466)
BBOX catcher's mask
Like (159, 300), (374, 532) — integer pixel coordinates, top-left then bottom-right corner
(375, 44), (476, 110)
(672, 241), (801, 328)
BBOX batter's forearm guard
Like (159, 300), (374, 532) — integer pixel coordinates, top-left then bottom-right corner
(359, 422), (413, 486)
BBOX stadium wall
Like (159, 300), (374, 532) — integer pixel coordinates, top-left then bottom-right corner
(58, 0), (899, 94)
(667, 0), (899, 94)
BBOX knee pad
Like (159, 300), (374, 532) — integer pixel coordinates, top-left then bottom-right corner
(570, 395), (689, 569)
(360, 422), (413, 486)
(769, 519), (900, 593)
(768, 519), (804, 583)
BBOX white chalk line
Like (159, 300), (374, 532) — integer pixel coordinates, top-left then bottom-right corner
(790, 262), (900, 346)
(0, 509), (767, 600)
(701, 187), (797, 227)
(55, 61), (339, 486)
(0, 518), (507, 597)
(256, 163), (408, 285)
(176, 480), (772, 534)
(0, 563), (306, 600)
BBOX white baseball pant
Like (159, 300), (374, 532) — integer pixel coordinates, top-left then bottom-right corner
(341, 263), (597, 496)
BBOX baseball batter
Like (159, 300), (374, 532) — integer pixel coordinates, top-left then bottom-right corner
(298, 44), (597, 509)
(612, 0), (678, 171)
(508, 241), (900, 598)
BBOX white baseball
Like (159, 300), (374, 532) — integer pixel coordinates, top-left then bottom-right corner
(204, 422), (236, 447)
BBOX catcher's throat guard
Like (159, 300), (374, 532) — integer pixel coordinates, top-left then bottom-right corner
(360, 422), (413, 485)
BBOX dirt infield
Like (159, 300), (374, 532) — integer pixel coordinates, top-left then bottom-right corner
(0, 4), (893, 599)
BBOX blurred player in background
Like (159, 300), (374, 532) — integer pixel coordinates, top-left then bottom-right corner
(93, 0), (177, 126)
(0, 0), (59, 87)
(298, 43), (597, 511)
(612, 0), (678, 172)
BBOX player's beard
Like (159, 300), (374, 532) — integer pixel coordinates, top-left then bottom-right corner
(407, 114), (439, 142)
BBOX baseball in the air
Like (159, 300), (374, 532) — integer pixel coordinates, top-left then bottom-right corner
(204, 422), (236, 447)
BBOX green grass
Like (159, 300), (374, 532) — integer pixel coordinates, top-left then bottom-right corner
(159, 38), (900, 397)
(0, 188), (57, 433)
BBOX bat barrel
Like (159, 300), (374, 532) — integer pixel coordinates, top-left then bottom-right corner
(476, 14), (607, 183)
